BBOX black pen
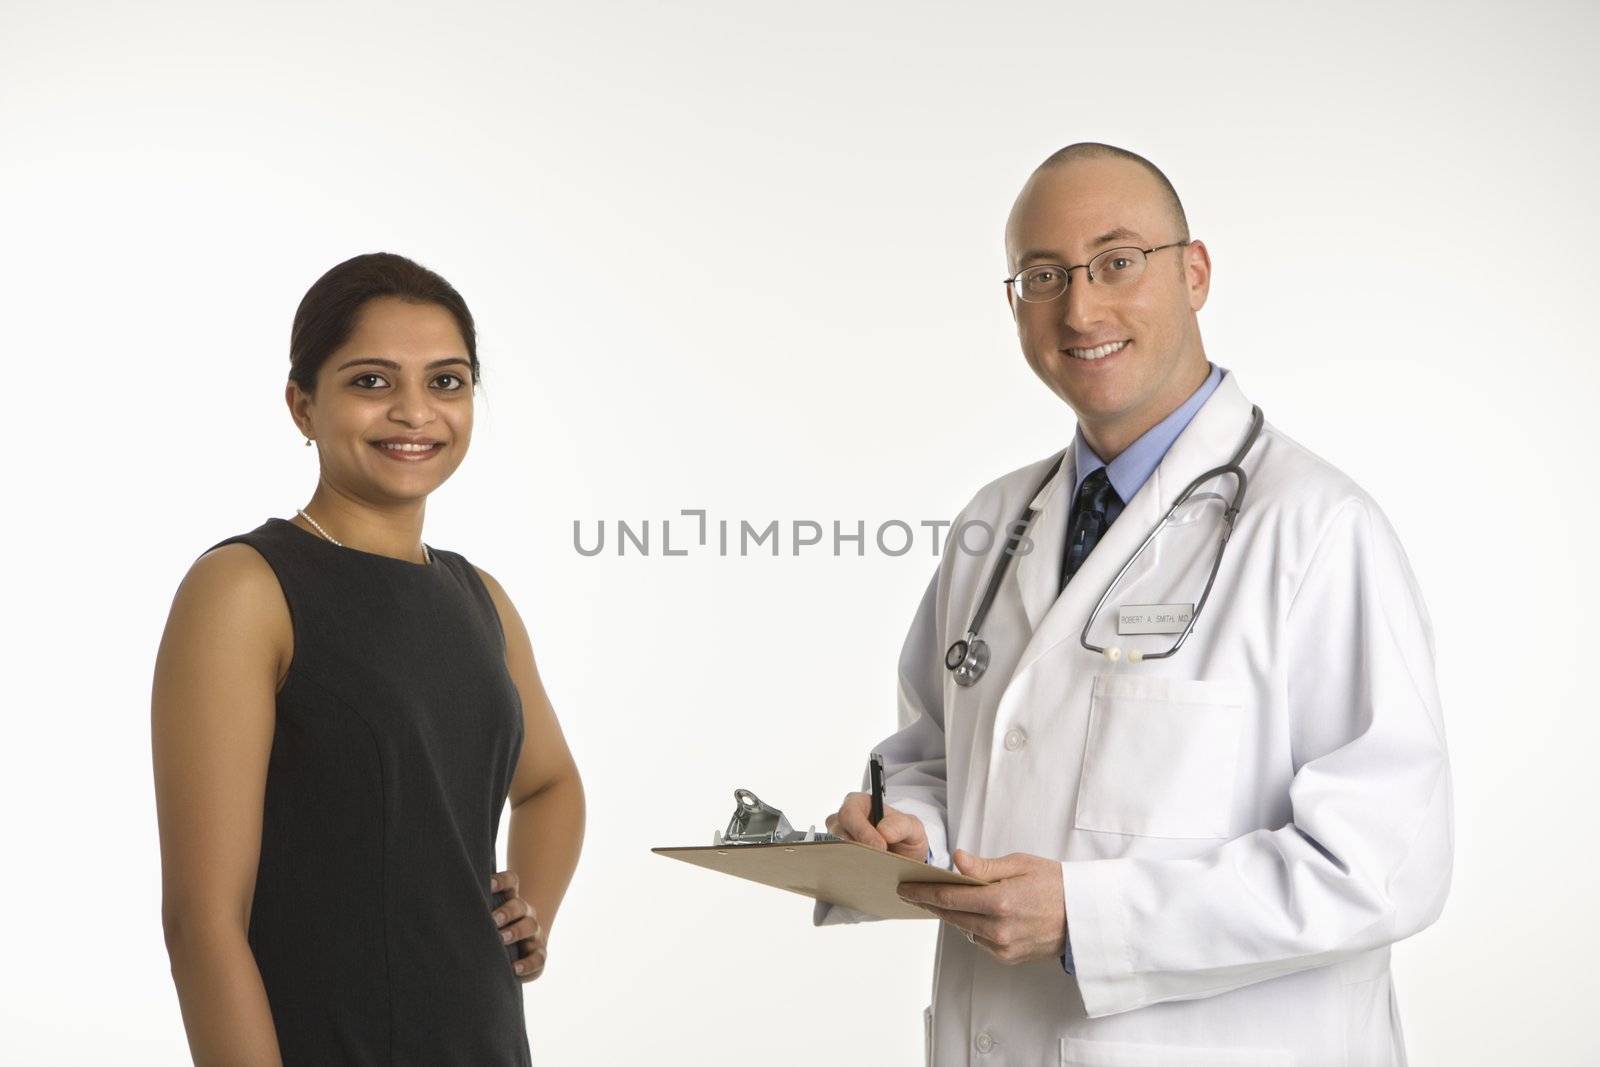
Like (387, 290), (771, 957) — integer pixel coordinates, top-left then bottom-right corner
(868, 752), (885, 827)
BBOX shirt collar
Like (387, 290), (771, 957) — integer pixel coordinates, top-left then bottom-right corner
(1071, 362), (1226, 503)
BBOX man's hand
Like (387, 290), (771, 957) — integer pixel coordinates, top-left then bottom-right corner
(895, 850), (1067, 964)
(489, 870), (547, 982)
(824, 792), (929, 862)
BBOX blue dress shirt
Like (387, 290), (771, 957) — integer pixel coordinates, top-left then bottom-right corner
(1069, 363), (1224, 532)
(1059, 362), (1224, 975)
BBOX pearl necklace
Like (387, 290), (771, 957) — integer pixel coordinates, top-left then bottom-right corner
(297, 508), (431, 564)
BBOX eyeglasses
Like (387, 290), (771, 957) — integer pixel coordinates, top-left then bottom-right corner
(1003, 240), (1190, 303)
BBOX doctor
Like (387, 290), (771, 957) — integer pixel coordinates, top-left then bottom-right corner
(820, 142), (1452, 1067)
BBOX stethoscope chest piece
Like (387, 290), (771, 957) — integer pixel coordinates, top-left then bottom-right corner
(946, 635), (990, 687)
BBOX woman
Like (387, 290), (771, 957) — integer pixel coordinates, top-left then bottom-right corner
(152, 253), (584, 1065)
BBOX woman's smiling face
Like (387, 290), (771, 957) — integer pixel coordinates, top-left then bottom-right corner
(289, 296), (475, 504)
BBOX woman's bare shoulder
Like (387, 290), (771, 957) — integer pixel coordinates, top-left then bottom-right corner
(165, 542), (293, 689)
(470, 563), (533, 645)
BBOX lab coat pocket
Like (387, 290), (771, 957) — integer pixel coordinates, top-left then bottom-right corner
(1061, 1035), (1292, 1066)
(1073, 674), (1245, 839)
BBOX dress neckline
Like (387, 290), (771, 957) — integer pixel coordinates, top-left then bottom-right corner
(271, 517), (440, 570)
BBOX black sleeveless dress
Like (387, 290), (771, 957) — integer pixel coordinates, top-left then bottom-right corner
(202, 517), (531, 1066)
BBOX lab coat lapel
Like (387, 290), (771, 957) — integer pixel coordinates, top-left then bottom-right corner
(1011, 454), (1073, 632)
(1004, 372), (1256, 684)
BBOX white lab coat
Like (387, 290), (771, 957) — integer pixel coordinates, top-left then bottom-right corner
(816, 372), (1452, 1067)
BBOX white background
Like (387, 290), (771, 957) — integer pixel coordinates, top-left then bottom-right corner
(3, 1), (1596, 1063)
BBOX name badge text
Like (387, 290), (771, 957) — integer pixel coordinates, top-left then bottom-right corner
(1118, 603), (1195, 635)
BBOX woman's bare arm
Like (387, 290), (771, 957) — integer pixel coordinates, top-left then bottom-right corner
(475, 566), (585, 952)
(152, 545), (288, 1066)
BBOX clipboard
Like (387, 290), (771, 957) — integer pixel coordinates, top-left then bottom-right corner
(652, 788), (985, 920)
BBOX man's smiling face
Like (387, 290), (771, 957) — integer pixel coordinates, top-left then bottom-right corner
(1004, 154), (1212, 457)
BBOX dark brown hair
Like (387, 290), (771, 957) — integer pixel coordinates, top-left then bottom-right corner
(288, 252), (479, 394)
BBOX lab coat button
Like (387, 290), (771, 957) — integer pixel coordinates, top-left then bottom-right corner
(974, 1031), (994, 1053)
(1003, 727), (1027, 751)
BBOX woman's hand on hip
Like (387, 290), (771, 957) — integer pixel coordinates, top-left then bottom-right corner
(489, 870), (546, 982)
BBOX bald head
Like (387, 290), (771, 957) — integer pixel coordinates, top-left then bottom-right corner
(1006, 143), (1191, 277)
(1031, 142), (1188, 243)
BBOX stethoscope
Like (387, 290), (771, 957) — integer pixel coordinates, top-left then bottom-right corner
(944, 405), (1264, 686)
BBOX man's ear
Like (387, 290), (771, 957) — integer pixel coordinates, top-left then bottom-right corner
(1184, 239), (1212, 312)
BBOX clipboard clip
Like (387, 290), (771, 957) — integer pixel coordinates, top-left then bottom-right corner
(713, 788), (840, 846)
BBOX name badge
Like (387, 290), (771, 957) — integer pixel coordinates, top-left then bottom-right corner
(1118, 603), (1194, 635)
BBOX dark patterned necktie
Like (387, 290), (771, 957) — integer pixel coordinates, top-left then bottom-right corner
(1061, 467), (1122, 593)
